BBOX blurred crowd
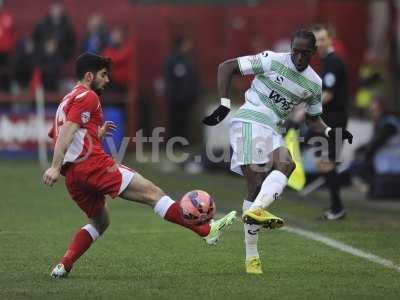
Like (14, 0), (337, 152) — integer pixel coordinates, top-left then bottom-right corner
(0, 1), (132, 94)
(0, 0), (398, 201)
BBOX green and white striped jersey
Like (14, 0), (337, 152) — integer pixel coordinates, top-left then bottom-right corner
(233, 51), (322, 133)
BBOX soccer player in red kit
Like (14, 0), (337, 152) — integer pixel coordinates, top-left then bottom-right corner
(43, 53), (236, 279)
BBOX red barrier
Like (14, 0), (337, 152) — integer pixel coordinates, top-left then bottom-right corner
(6, 0), (369, 141)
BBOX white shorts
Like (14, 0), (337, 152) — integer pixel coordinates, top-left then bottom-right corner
(229, 121), (286, 175)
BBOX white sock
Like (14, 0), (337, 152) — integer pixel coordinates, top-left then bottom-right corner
(243, 200), (261, 259)
(154, 195), (175, 218)
(250, 170), (288, 209)
(82, 224), (100, 241)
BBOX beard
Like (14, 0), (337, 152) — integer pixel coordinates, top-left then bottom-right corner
(90, 80), (105, 96)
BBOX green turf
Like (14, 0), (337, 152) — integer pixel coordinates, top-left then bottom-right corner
(1, 159), (399, 300)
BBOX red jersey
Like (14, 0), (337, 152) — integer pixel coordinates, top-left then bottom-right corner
(49, 84), (107, 165)
(0, 10), (15, 53)
(102, 43), (133, 87)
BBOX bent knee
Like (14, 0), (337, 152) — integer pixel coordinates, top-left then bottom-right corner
(90, 210), (111, 236)
(275, 160), (296, 177)
(247, 181), (263, 201)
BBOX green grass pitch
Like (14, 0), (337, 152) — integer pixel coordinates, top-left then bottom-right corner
(1, 159), (399, 299)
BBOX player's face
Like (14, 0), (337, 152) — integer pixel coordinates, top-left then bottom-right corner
(314, 29), (332, 57)
(291, 37), (316, 72)
(90, 68), (109, 95)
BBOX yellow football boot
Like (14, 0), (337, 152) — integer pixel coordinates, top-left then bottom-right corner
(242, 208), (284, 229)
(245, 256), (263, 274)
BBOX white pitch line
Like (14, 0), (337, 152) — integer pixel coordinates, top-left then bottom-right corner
(282, 225), (400, 272)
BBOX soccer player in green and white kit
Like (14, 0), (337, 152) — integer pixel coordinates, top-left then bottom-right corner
(203, 29), (353, 274)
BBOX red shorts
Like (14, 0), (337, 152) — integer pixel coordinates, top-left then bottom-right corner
(63, 155), (135, 218)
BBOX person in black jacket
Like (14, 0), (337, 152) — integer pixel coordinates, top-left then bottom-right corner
(163, 37), (200, 140)
(13, 37), (36, 90)
(33, 1), (75, 63)
(37, 37), (63, 91)
(350, 100), (400, 194)
(312, 25), (349, 220)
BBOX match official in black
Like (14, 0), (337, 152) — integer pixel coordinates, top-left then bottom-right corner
(312, 25), (349, 220)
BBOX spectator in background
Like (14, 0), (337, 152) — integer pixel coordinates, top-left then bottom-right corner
(102, 27), (132, 93)
(33, 1), (75, 62)
(163, 37), (200, 140)
(81, 13), (108, 54)
(0, 0), (15, 91)
(350, 100), (400, 197)
(13, 37), (36, 92)
(355, 51), (385, 118)
(37, 37), (63, 91)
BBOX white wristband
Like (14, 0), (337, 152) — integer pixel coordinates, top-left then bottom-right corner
(325, 127), (332, 137)
(220, 98), (231, 109)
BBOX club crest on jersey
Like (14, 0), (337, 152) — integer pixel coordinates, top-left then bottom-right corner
(81, 111), (91, 124)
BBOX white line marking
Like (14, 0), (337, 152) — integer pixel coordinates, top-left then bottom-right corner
(283, 225), (400, 272)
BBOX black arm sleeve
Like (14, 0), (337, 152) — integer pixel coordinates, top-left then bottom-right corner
(365, 123), (397, 160)
(322, 61), (340, 95)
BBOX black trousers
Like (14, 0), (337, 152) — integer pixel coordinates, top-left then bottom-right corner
(168, 99), (193, 140)
(325, 114), (348, 213)
(307, 113), (348, 213)
(0, 53), (11, 91)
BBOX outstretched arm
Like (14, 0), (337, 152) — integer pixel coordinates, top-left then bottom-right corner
(203, 59), (241, 126)
(204, 52), (273, 126)
(306, 114), (353, 144)
(217, 59), (241, 98)
(364, 122), (397, 160)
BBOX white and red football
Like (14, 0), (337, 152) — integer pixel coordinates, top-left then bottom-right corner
(179, 190), (216, 225)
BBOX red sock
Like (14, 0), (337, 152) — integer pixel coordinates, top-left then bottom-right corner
(61, 228), (94, 271)
(164, 202), (211, 237)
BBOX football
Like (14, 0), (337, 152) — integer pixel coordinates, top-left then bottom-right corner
(179, 190), (216, 225)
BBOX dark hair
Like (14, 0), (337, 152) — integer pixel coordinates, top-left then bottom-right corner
(291, 29), (316, 49)
(76, 52), (112, 80)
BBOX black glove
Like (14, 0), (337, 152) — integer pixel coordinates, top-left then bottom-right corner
(202, 105), (230, 126)
(326, 128), (353, 144)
